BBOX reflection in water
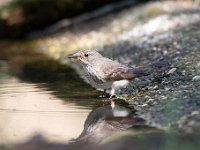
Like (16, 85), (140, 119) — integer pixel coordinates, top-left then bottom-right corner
(77, 101), (145, 143)
(0, 61), (93, 145)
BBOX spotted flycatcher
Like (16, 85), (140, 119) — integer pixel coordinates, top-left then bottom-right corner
(68, 50), (147, 99)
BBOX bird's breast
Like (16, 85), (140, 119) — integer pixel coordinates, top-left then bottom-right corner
(83, 65), (112, 89)
(85, 66), (101, 81)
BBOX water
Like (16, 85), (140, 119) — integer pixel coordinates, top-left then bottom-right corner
(0, 61), (99, 145)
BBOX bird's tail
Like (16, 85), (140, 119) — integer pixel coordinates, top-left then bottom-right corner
(132, 67), (149, 77)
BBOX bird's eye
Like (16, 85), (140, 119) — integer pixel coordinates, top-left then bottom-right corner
(84, 53), (89, 57)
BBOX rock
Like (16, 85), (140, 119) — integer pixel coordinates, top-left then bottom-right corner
(191, 111), (199, 116)
(138, 104), (148, 107)
(153, 85), (158, 90)
(167, 68), (177, 74)
(192, 76), (200, 81)
(165, 87), (170, 91)
(160, 96), (167, 100)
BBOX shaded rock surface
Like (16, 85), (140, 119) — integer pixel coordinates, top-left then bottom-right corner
(109, 8), (200, 133)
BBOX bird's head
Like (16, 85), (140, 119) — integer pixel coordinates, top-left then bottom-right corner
(68, 50), (102, 65)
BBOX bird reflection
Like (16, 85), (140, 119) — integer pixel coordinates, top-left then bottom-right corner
(77, 100), (145, 143)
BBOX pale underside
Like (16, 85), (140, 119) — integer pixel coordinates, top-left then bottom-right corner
(82, 63), (131, 98)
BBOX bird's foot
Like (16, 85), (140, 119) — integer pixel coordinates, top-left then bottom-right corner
(109, 94), (116, 99)
(99, 94), (110, 98)
(99, 94), (109, 98)
(99, 90), (110, 98)
(99, 95), (105, 98)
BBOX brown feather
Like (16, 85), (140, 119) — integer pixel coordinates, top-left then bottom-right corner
(99, 59), (146, 81)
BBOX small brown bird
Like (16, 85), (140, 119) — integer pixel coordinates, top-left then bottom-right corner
(68, 50), (147, 99)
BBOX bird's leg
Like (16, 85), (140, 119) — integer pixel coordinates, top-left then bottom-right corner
(102, 89), (106, 97)
(109, 89), (115, 99)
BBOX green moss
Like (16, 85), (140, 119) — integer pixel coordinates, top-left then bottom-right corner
(146, 5), (162, 18)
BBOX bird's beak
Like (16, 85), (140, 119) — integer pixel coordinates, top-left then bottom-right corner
(68, 52), (81, 60)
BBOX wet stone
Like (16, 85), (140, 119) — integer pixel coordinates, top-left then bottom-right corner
(192, 75), (200, 81)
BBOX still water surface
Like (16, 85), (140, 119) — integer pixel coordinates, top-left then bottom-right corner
(0, 61), (99, 145)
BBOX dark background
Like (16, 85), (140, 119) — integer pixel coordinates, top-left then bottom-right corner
(0, 0), (150, 38)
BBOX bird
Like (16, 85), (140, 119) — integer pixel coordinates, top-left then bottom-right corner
(68, 50), (148, 99)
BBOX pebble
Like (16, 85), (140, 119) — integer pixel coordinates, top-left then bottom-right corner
(138, 104), (148, 107)
(147, 99), (157, 106)
(192, 76), (200, 81)
(167, 68), (177, 74)
(153, 85), (158, 90)
(165, 87), (170, 91)
(191, 111), (199, 116)
(148, 99), (154, 102)
(188, 120), (196, 126)
(161, 96), (167, 99)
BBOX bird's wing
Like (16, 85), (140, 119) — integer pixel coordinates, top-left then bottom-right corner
(104, 66), (134, 81)
(101, 60), (147, 81)
(100, 61), (131, 81)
